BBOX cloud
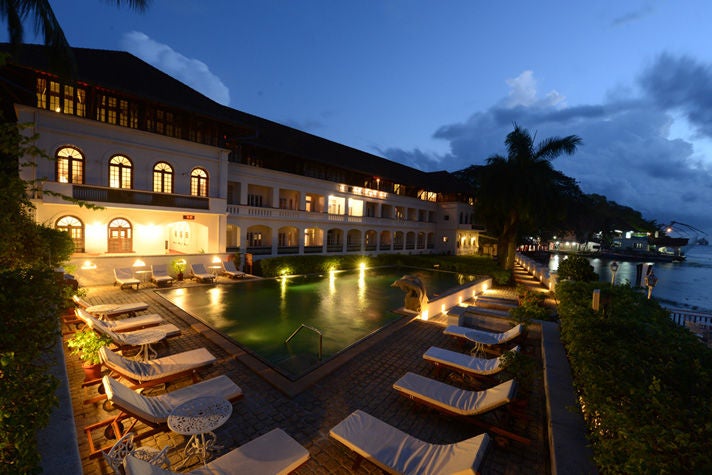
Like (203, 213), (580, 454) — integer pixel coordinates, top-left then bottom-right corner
(610, 3), (655, 27)
(383, 64), (712, 234)
(120, 31), (230, 106)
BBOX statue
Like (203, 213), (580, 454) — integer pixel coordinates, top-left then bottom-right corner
(391, 275), (428, 312)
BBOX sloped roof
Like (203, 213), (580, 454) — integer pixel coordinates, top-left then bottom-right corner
(1, 43), (470, 192)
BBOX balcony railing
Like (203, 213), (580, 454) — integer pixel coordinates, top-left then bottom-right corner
(73, 185), (209, 209)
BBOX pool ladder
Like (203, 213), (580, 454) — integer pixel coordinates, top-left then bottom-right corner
(285, 323), (323, 361)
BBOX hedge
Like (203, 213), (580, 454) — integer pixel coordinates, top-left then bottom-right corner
(557, 281), (712, 473)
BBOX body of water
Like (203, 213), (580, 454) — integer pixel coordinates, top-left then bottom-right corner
(158, 267), (474, 378)
(548, 245), (712, 312)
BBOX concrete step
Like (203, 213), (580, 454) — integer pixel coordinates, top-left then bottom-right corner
(475, 295), (518, 311)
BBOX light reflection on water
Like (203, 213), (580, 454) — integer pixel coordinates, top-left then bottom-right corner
(158, 267), (473, 377)
(548, 246), (712, 312)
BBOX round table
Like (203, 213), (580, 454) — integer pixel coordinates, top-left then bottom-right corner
(120, 329), (166, 361)
(168, 396), (233, 468)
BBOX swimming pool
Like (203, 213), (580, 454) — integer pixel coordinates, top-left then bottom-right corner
(158, 267), (475, 378)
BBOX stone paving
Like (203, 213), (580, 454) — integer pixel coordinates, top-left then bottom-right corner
(64, 271), (550, 475)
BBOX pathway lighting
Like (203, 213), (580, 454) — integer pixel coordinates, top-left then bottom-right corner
(609, 261), (619, 285)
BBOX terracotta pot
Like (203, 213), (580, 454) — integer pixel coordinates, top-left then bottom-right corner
(82, 363), (103, 383)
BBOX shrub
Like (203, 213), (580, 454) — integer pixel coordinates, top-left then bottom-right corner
(557, 280), (712, 473)
(556, 255), (598, 282)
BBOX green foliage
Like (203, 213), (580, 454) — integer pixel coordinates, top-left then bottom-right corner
(170, 258), (186, 275)
(557, 281), (712, 473)
(556, 255), (598, 282)
(0, 267), (64, 474)
(509, 286), (553, 323)
(66, 329), (111, 365)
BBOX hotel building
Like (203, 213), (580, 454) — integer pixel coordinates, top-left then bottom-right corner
(1, 44), (482, 284)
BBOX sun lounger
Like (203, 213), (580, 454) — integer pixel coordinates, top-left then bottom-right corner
(423, 345), (519, 381)
(79, 309), (180, 349)
(123, 428), (309, 475)
(190, 263), (216, 283)
(150, 264), (174, 287)
(330, 409), (491, 475)
(75, 308), (164, 333)
(443, 323), (525, 352)
(393, 372), (529, 445)
(84, 374), (243, 456)
(82, 347), (218, 404)
(222, 259), (246, 279)
(73, 294), (149, 318)
(114, 267), (141, 290)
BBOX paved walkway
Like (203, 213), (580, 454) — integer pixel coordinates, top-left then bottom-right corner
(58, 268), (562, 474)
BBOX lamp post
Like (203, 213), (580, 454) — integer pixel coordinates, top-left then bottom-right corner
(609, 261), (619, 285)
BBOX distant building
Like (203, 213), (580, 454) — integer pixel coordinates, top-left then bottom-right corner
(1, 44), (481, 282)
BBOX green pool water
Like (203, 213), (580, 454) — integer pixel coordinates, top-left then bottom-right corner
(158, 267), (474, 378)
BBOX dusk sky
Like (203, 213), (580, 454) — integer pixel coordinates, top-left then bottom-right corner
(5, 1), (712, 240)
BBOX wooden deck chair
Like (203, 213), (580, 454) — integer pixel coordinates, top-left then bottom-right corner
(189, 263), (216, 283)
(73, 294), (149, 319)
(75, 308), (164, 333)
(423, 345), (520, 383)
(83, 347), (217, 404)
(393, 372), (530, 445)
(114, 267), (141, 290)
(150, 264), (174, 287)
(443, 323), (525, 354)
(84, 375), (243, 457)
(330, 409), (491, 474)
(123, 428), (309, 475)
(221, 259), (246, 279)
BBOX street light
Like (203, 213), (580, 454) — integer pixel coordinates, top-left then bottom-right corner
(609, 261), (619, 285)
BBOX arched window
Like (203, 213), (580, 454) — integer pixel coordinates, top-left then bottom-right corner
(56, 146), (84, 184)
(107, 218), (132, 253)
(190, 168), (208, 197)
(153, 161), (173, 193)
(55, 215), (84, 253)
(109, 155), (132, 189)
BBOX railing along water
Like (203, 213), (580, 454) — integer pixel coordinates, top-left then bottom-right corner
(285, 324), (323, 361)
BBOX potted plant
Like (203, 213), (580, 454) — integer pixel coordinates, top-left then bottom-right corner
(67, 328), (112, 382)
(171, 258), (186, 281)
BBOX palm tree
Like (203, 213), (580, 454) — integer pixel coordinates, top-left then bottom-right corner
(476, 124), (582, 270)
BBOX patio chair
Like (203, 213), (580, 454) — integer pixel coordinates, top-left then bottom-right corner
(189, 263), (216, 283)
(393, 372), (530, 445)
(443, 323), (525, 354)
(84, 374), (243, 457)
(103, 431), (170, 474)
(83, 346), (218, 405)
(114, 267), (141, 290)
(79, 309), (180, 348)
(423, 345), (520, 382)
(330, 409), (491, 475)
(222, 259), (246, 279)
(73, 294), (149, 319)
(150, 264), (174, 287)
(75, 308), (164, 333)
(123, 428), (309, 475)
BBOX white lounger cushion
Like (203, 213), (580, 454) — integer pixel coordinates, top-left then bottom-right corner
(330, 410), (490, 475)
(115, 267), (141, 286)
(100, 347), (216, 383)
(73, 295), (149, 317)
(123, 428), (309, 475)
(443, 324), (524, 346)
(79, 309), (180, 342)
(393, 373), (516, 416)
(103, 374), (242, 425)
(423, 346), (520, 376)
(75, 308), (163, 332)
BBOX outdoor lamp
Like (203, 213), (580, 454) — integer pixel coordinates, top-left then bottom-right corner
(609, 261), (619, 285)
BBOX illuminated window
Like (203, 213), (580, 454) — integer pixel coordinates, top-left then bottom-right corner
(109, 155), (132, 189)
(328, 196), (345, 214)
(107, 218), (132, 253)
(347, 198), (363, 216)
(35, 78), (86, 117)
(153, 162), (173, 193)
(418, 190), (437, 202)
(247, 232), (262, 247)
(56, 147), (83, 184)
(190, 168), (208, 197)
(55, 215), (84, 253)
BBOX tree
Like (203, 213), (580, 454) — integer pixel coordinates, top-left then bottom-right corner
(470, 124), (582, 270)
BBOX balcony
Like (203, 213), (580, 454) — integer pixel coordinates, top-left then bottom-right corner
(73, 185), (209, 210)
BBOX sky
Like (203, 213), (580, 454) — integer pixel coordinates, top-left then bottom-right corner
(5, 0), (712, 240)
